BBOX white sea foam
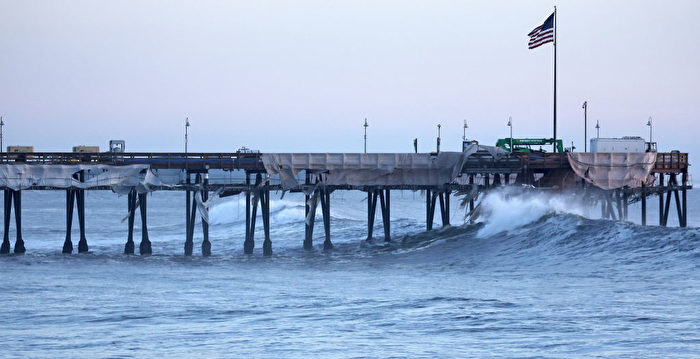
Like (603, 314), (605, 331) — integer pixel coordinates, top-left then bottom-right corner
(476, 188), (591, 237)
(209, 195), (308, 226)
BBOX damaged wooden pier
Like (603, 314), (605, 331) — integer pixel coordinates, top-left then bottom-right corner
(0, 147), (691, 256)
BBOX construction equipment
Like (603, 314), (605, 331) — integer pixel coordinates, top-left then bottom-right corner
(72, 146), (100, 153)
(495, 138), (564, 153)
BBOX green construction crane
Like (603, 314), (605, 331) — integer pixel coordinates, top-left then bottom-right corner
(495, 138), (564, 153)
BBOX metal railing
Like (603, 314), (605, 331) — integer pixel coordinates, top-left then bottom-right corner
(0, 152), (265, 170)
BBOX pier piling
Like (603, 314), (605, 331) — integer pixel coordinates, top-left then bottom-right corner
(63, 189), (75, 253)
(320, 185), (333, 249)
(184, 172), (193, 256)
(641, 183), (647, 225)
(681, 172), (688, 227)
(262, 178), (272, 255)
(426, 190), (437, 230)
(439, 190), (450, 227)
(244, 173), (260, 254)
(304, 173), (316, 249)
(2, 190), (12, 253)
(201, 172), (212, 256)
(659, 175), (665, 226)
(124, 189), (136, 254)
(138, 192), (151, 255)
(77, 171), (88, 253)
(379, 189), (390, 242)
(244, 173), (253, 253)
(468, 176), (475, 223)
(187, 175), (199, 255)
(367, 189), (378, 241)
(12, 190), (24, 253)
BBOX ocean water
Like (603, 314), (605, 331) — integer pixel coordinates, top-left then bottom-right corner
(0, 187), (698, 358)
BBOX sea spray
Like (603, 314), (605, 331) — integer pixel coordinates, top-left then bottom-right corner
(475, 187), (593, 237)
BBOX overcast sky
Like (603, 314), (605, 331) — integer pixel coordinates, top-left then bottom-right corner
(1, 1), (698, 162)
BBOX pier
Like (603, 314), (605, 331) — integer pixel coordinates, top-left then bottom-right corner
(0, 147), (690, 255)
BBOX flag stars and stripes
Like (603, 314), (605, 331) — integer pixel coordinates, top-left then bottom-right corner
(528, 13), (555, 49)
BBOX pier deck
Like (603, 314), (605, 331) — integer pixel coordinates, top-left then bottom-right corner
(0, 150), (690, 256)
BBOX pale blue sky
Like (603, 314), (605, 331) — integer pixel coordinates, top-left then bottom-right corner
(1, 1), (698, 162)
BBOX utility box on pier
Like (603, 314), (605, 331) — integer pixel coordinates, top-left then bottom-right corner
(72, 145), (100, 153)
(590, 137), (646, 153)
(109, 140), (125, 153)
(7, 146), (34, 152)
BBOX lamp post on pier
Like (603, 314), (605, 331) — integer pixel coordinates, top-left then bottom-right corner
(462, 120), (468, 141)
(507, 116), (513, 153)
(595, 120), (600, 139)
(185, 117), (190, 154)
(462, 120), (468, 152)
(582, 101), (587, 152)
(436, 124), (441, 153)
(647, 116), (653, 143)
(0, 116), (4, 153)
(363, 118), (368, 154)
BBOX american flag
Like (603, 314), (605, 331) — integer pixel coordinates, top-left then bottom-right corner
(528, 13), (555, 49)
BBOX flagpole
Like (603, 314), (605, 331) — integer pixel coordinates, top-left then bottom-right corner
(553, 6), (557, 153)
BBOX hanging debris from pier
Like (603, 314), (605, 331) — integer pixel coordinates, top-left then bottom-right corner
(568, 152), (657, 190)
(262, 144), (507, 189)
(0, 164), (163, 192)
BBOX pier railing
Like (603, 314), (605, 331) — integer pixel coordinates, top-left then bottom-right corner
(0, 152), (265, 171)
(0, 151), (688, 175)
(654, 152), (688, 173)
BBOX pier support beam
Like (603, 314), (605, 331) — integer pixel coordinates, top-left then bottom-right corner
(261, 178), (272, 256)
(439, 190), (450, 227)
(63, 189), (75, 253)
(188, 180), (197, 252)
(184, 172), (212, 256)
(138, 192), (152, 255)
(662, 175), (672, 227)
(320, 186), (333, 249)
(615, 189), (623, 221)
(244, 172), (254, 254)
(659, 174), (665, 226)
(366, 189), (378, 241)
(660, 173), (684, 227)
(124, 189), (136, 254)
(426, 190), (438, 230)
(641, 183), (647, 226)
(304, 172), (315, 249)
(244, 173), (268, 254)
(427, 189), (450, 229)
(12, 190), (24, 253)
(1, 190), (11, 253)
(681, 172), (688, 228)
(493, 173), (502, 186)
(62, 171), (88, 253)
(201, 172), (211, 256)
(184, 172), (193, 256)
(77, 196), (88, 252)
(469, 176), (475, 224)
(672, 174), (682, 228)
(607, 193), (617, 221)
(379, 189), (390, 242)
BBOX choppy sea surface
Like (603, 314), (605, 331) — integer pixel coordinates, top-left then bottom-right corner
(0, 188), (698, 358)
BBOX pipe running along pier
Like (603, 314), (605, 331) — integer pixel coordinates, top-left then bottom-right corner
(0, 147), (690, 256)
